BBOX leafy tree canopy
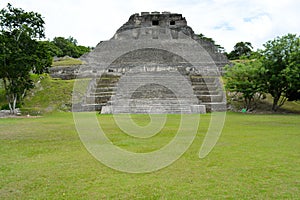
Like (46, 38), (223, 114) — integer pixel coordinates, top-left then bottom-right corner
(259, 33), (300, 111)
(227, 42), (253, 60)
(0, 3), (52, 113)
(51, 36), (90, 58)
(225, 60), (264, 110)
(225, 34), (300, 112)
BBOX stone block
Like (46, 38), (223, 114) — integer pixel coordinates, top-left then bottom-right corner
(101, 106), (112, 114)
(190, 105), (206, 114)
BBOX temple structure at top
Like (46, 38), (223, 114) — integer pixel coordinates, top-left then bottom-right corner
(59, 12), (229, 113)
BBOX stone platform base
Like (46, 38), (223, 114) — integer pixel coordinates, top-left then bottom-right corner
(101, 104), (206, 114)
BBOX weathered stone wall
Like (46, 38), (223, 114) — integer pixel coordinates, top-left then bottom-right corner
(70, 12), (228, 113)
(49, 65), (81, 80)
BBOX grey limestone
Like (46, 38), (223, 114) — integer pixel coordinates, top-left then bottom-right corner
(70, 12), (229, 113)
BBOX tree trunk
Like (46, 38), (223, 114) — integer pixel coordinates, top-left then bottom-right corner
(6, 94), (17, 115)
(272, 96), (279, 111)
(8, 101), (13, 114)
(245, 98), (250, 111)
(12, 94), (17, 114)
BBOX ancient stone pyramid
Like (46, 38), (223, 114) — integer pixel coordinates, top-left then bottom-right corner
(72, 12), (228, 113)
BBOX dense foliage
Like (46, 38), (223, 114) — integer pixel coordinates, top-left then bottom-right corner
(0, 4), (52, 113)
(225, 61), (264, 110)
(40, 36), (90, 58)
(51, 36), (91, 58)
(227, 42), (253, 60)
(259, 34), (300, 111)
(225, 34), (300, 111)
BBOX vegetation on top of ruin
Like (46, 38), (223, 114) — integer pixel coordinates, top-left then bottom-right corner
(197, 33), (226, 53)
(45, 36), (91, 58)
(51, 57), (84, 67)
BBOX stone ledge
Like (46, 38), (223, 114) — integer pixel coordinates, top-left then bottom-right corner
(100, 104), (206, 114)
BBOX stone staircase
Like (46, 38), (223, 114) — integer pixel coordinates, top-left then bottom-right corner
(102, 71), (201, 114)
(76, 70), (226, 113)
(77, 73), (120, 111)
(189, 75), (226, 112)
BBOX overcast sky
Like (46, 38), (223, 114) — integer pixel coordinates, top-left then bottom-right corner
(1, 0), (299, 51)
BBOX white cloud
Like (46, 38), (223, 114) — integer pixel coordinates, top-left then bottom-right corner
(1, 0), (299, 51)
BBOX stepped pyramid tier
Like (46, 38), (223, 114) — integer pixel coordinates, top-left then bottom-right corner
(71, 12), (228, 113)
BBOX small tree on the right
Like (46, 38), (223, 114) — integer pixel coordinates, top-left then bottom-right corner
(260, 34), (300, 111)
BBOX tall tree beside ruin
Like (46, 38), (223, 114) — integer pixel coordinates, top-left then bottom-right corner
(260, 34), (300, 111)
(0, 4), (52, 114)
(225, 60), (264, 110)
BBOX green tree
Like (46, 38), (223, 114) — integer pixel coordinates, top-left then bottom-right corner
(0, 4), (52, 114)
(260, 34), (300, 111)
(76, 45), (90, 57)
(52, 36), (90, 58)
(52, 36), (78, 57)
(228, 42), (253, 60)
(67, 36), (78, 45)
(40, 40), (63, 57)
(225, 61), (264, 110)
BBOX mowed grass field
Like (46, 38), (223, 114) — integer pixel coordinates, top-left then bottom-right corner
(0, 112), (299, 199)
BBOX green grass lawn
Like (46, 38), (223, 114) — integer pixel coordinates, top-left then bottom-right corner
(0, 112), (299, 199)
(21, 75), (74, 114)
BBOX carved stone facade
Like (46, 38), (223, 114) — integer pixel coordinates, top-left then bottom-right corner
(64, 12), (229, 113)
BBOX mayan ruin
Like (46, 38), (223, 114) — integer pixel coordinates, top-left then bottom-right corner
(54, 12), (229, 113)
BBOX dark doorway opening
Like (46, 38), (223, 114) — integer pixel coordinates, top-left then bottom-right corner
(152, 20), (159, 26)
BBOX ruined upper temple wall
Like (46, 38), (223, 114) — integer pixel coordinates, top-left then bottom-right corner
(115, 12), (190, 34)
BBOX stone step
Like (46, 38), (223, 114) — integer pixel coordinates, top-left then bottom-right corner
(192, 86), (219, 92)
(73, 104), (103, 112)
(110, 98), (198, 103)
(86, 95), (114, 99)
(112, 95), (198, 100)
(81, 70), (225, 113)
(92, 91), (115, 95)
(190, 77), (217, 83)
(201, 102), (227, 112)
(103, 106), (195, 114)
(101, 103), (206, 114)
(91, 84), (118, 88)
(197, 94), (224, 102)
(193, 90), (220, 95)
(85, 96), (112, 104)
(90, 88), (116, 93)
(95, 79), (119, 85)
(191, 82), (218, 86)
(90, 86), (116, 91)
(117, 79), (192, 85)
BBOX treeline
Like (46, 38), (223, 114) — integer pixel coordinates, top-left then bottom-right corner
(198, 32), (299, 112)
(0, 4), (88, 113)
(224, 34), (300, 112)
(41, 36), (91, 58)
(1, 4), (299, 114)
(197, 34), (254, 59)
